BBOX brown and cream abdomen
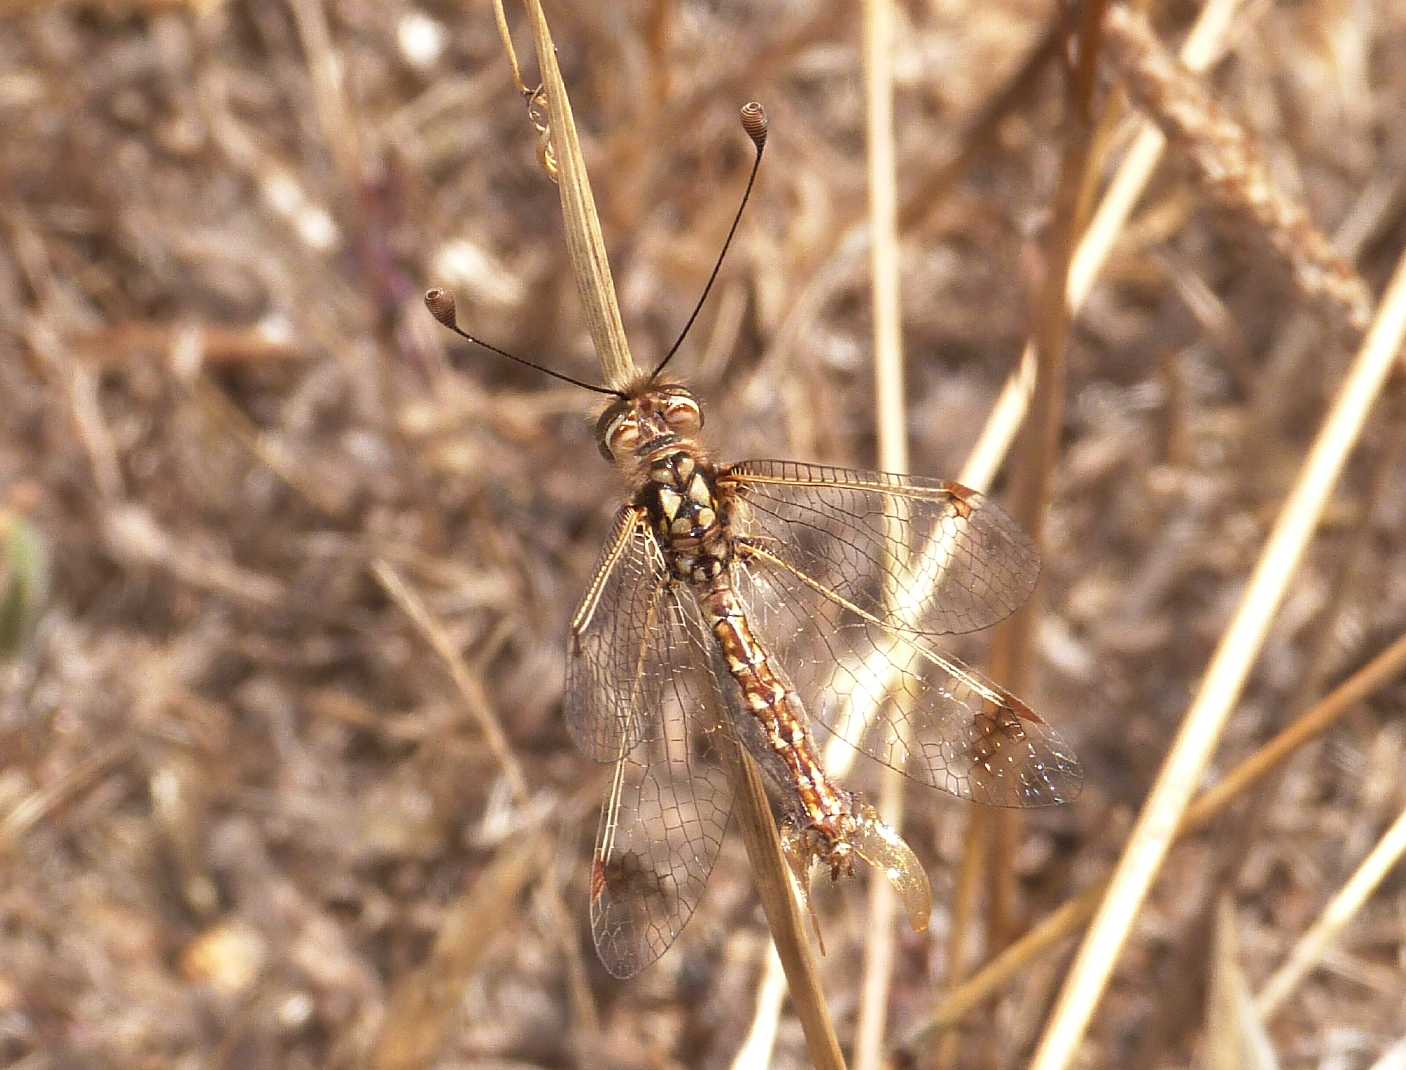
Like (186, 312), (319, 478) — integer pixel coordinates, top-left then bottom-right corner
(696, 578), (849, 832)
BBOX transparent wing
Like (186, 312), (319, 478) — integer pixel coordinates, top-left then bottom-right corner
(588, 582), (735, 978)
(734, 541), (1081, 807)
(722, 460), (1040, 638)
(565, 507), (671, 761)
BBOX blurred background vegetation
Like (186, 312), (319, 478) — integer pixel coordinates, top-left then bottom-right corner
(2, 1), (1405, 1068)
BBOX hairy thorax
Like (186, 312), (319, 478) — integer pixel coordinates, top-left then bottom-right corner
(636, 447), (734, 584)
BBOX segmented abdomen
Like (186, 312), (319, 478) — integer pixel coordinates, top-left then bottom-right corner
(696, 578), (845, 826)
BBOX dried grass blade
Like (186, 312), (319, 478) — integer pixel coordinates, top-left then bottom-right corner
(1182, 630), (1406, 831)
(0, 740), (133, 858)
(730, 947), (789, 1070)
(855, 1), (906, 1065)
(983, 0), (1107, 954)
(520, 0), (636, 387)
(371, 558), (529, 799)
(934, 807), (989, 1070)
(1207, 897), (1280, 1070)
(370, 833), (548, 1070)
(1366, 1035), (1406, 1070)
(730, 749), (847, 1070)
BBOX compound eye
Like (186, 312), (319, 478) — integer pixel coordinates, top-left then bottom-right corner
(662, 394), (702, 434)
(605, 416), (641, 458)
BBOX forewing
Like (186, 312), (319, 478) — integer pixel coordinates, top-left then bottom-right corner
(565, 507), (672, 761)
(735, 543), (1082, 807)
(589, 583), (734, 978)
(723, 460), (1039, 638)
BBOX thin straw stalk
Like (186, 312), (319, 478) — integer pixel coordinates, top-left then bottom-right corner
(982, 0), (1107, 953)
(370, 558), (601, 1038)
(370, 833), (548, 1070)
(934, 806), (989, 1070)
(1029, 243), (1406, 1067)
(855, 2), (907, 1067)
(521, 0), (636, 388)
(371, 559), (528, 799)
(730, 949), (789, 1070)
(730, 750), (847, 1070)
(1206, 897), (1280, 1070)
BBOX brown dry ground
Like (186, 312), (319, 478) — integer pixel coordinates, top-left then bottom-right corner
(2, 3), (1405, 1069)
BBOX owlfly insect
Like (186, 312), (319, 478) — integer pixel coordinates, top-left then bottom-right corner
(426, 102), (1081, 978)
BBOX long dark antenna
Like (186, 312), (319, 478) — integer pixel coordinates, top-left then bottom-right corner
(649, 101), (769, 382)
(424, 288), (623, 397)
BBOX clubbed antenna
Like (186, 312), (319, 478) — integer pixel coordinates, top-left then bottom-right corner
(649, 101), (769, 382)
(423, 288), (623, 397)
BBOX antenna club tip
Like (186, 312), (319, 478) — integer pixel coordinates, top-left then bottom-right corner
(424, 288), (458, 328)
(740, 102), (768, 149)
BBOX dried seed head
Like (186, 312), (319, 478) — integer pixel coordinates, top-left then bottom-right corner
(740, 102), (768, 151)
(424, 288), (457, 328)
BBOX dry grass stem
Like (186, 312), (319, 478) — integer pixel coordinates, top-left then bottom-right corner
(1207, 897), (1280, 1070)
(369, 558), (596, 1038)
(1182, 630), (1406, 830)
(934, 807), (988, 1070)
(521, 0), (637, 387)
(491, 0), (531, 96)
(730, 949), (789, 1070)
(289, 0), (362, 198)
(1103, 4), (1372, 335)
(854, 2), (907, 1067)
(1029, 247), (1406, 1069)
(1366, 1036), (1406, 1070)
(369, 833), (548, 1070)
(1254, 803), (1406, 1019)
(904, 627), (1406, 1047)
(897, 22), (1062, 234)
(191, 375), (349, 518)
(372, 558), (529, 799)
(983, 0), (1107, 952)
(1066, 0), (1247, 310)
(956, 348), (1038, 492)
(73, 322), (305, 367)
(1288, 398), (1406, 711)
(0, 740), (133, 858)
(730, 751), (848, 1070)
